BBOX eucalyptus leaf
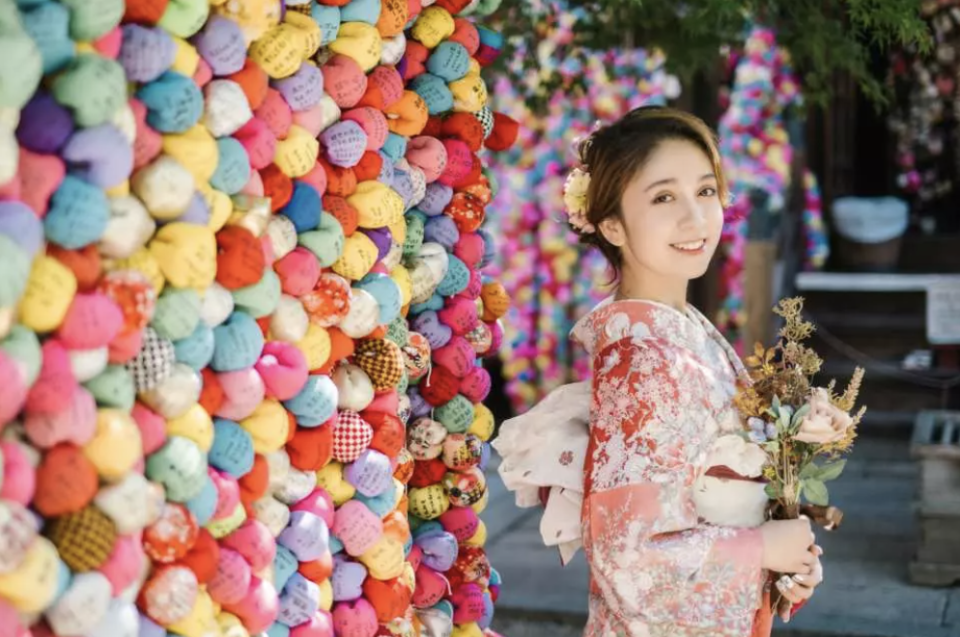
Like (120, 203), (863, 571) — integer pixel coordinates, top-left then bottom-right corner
(791, 403), (811, 425)
(778, 406), (793, 432)
(816, 459), (847, 482)
(765, 482), (781, 499)
(802, 478), (829, 506)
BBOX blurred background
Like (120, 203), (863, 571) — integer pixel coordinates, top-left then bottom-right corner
(478, 2), (960, 636)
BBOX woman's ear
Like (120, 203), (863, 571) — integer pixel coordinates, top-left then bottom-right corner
(599, 216), (625, 248)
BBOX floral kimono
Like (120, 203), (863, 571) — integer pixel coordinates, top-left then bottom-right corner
(495, 298), (784, 637)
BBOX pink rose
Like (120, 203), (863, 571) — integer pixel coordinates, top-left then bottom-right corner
(795, 388), (853, 444)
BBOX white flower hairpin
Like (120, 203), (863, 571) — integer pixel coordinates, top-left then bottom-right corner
(562, 122), (603, 234)
(562, 167), (594, 234)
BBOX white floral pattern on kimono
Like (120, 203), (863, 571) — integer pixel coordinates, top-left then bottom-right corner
(574, 299), (766, 637)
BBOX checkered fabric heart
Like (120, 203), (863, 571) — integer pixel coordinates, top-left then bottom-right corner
(353, 338), (404, 391)
(474, 105), (495, 139)
(125, 327), (175, 392)
(45, 505), (117, 572)
(332, 410), (374, 463)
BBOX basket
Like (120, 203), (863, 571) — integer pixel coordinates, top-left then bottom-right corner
(831, 197), (908, 271)
(833, 235), (903, 271)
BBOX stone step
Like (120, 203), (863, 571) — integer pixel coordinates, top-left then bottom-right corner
(485, 437), (958, 637)
(491, 604), (960, 637)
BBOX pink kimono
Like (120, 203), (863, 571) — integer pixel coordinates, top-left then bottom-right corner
(573, 299), (770, 637)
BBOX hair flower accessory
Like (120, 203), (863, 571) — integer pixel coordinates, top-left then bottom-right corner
(562, 167), (595, 233)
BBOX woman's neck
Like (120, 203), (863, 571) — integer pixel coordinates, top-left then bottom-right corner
(615, 269), (689, 312)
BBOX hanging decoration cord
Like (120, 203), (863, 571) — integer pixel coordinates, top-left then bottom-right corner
(806, 315), (960, 390)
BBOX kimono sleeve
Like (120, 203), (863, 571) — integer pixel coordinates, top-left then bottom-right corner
(581, 336), (766, 634)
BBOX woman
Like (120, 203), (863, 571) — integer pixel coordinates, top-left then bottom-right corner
(494, 106), (822, 637)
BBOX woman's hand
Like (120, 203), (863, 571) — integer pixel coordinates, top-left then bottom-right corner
(759, 517), (816, 574)
(776, 545), (824, 622)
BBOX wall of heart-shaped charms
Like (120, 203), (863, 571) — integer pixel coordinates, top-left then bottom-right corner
(0, 1), (517, 636)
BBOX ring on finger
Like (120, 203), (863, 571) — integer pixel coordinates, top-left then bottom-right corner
(792, 573), (817, 586)
(797, 570), (822, 585)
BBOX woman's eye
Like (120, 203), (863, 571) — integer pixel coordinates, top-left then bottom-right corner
(653, 193), (674, 204)
(700, 187), (717, 197)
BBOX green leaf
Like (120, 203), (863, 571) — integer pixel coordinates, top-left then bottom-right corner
(763, 441), (780, 455)
(765, 482), (782, 499)
(816, 459), (847, 482)
(802, 479), (829, 506)
(778, 406), (793, 432)
(799, 459), (847, 482)
(791, 403), (811, 426)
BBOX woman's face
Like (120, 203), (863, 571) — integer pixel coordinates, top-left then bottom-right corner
(599, 138), (724, 287)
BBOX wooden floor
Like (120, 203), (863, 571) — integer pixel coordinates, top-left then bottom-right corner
(486, 436), (960, 637)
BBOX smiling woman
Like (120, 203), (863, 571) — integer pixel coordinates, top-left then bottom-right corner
(569, 106), (728, 308)
(495, 106), (822, 637)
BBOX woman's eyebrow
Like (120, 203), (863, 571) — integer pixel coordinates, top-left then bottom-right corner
(644, 173), (715, 192)
(644, 178), (676, 192)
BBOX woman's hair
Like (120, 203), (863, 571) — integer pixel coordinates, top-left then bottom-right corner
(574, 106), (729, 280)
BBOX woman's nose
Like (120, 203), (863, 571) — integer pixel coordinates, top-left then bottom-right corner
(679, 198), (707, 229)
